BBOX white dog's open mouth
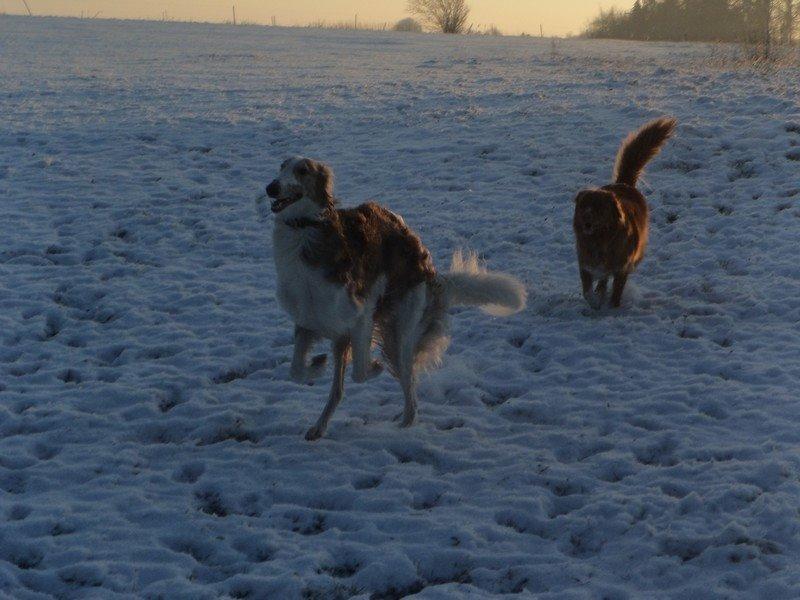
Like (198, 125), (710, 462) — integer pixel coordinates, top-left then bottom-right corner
(270, 195), (301, 213)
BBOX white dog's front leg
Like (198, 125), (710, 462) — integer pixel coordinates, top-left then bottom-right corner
(290, 326), (327, 384)
(305, 336), (350, 441)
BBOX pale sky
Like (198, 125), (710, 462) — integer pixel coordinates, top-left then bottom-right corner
(0, 1), (631, 36)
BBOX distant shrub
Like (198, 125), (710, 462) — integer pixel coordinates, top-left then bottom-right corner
(394, 17), (423, 32)
(484, 25), (502, 36)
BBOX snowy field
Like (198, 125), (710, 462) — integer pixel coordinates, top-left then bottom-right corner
(2, 15), (800, 599)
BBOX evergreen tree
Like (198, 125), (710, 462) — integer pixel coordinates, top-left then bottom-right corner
(584, 0), (787, 45)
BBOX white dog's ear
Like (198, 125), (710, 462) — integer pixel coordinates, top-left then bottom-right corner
(309, 161), (334, 206)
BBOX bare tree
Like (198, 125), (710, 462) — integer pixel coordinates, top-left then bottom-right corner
(407, 0), (470, 34)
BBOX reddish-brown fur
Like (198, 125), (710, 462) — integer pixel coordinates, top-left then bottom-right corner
(271, 157), (526, 439)
(288, 159), (445, 377)
(290, 159), (437, 309)
(573, 117), (676, 309)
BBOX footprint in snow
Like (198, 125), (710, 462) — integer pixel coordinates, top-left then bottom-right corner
(7, 504), (32, 521)
(173, 462), (205, 484)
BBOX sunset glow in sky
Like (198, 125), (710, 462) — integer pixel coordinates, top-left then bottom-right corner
(1, 1), (631, 36)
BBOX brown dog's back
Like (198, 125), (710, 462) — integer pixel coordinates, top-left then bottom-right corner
(600, 183), (649, 271)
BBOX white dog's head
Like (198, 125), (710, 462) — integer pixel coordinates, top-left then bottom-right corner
(261, 157), (334, 222)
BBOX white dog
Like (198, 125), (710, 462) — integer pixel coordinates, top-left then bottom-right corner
(258, 157), (527, 440)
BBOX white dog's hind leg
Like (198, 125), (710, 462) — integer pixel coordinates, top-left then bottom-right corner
(290, 326), (327, 384)
(396, 285), (426, 428)
(306, 337), (350, 441)
(351, 312), (383, 383)
(352, 276), (385, 384)
(399, 365), (418, 428)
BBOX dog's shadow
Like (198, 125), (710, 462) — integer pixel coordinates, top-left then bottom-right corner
(530, 282), (655, 319)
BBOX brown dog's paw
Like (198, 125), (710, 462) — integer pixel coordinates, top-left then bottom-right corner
(367, 360), (384, 380)
(584, 292), (604, 310)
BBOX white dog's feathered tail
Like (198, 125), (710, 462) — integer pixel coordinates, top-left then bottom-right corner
(439, 250), (527, 317)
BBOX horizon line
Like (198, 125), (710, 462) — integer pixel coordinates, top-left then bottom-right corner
(0, 11), (579, 38)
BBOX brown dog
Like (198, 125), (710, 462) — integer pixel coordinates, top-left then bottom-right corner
(573, 117), (676, 309)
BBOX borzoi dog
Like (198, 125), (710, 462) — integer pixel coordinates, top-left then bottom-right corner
(258, 157), (526, 440)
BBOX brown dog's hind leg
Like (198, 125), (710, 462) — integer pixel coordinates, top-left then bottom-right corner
(305, 336), (350, 441)
(611, 272), (628, 308)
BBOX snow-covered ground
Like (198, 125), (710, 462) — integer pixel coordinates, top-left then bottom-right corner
(1, 15), (800, 599)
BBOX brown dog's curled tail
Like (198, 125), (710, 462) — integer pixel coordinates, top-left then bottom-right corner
(613, 117), (677, 187)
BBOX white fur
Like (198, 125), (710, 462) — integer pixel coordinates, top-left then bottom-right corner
(272, 157), (321, 223)
(351, 275), (386, 383)
(270, 157), (367, 338)
(273, 223), (360, 339)
(395, 283), (428, 427)
(265, 158), (528, 440)
(440, 250), (527, 317)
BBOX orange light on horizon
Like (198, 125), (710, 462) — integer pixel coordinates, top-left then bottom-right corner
(0, 0), (633, 36)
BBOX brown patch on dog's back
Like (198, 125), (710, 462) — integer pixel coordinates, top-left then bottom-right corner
(299, 201), (443, 377)
(301, 203), (436, 307)
(289, 160), (435, 305)
(288, 158), (447, 377)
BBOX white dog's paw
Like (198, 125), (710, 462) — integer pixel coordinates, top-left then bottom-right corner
(399, 410), (417, 429)
(305, 424), (325, 441)
(353, 359), (383, 383)
(289, 368), (307, 384)
(290, 354), (328, 385)
(393, 410), (417, 429)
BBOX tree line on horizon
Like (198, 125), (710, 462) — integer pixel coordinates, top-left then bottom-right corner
(584, 0), (797, 46)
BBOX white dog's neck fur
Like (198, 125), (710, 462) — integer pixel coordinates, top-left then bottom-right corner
(275, 196), (325, 225)
(272, 192), (359, 339)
